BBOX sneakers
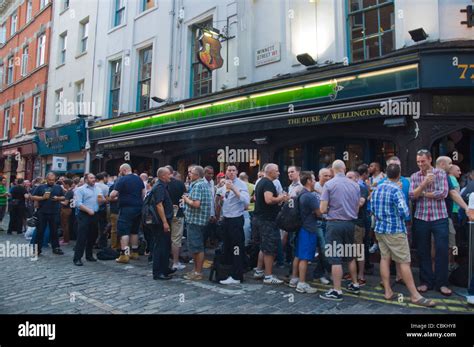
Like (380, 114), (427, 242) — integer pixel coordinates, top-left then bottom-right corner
(172, 263), (186, 271)
(369, 243), (379, 254)
(263, 275), (283, 285)
(320, 289), (343, 301)
(219, 276), (241, 285)
(116, 254), (130, 264)
(346, 282), (361, 294)
(129, 251), (139, 260)
(319, 276), (331, 285)
(296, 282), (317, 294)
(253, 269), (265, 279)
(289, 277), (299, 288)
(183, 272), (203, 281)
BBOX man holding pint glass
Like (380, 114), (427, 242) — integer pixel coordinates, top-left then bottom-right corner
(31, 172), (66, 256)
(72, 173), (106, 266)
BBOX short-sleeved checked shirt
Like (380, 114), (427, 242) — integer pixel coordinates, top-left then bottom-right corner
(409, 168), (448, 221)
(184, 178), (212, 226)
(370, 181), (410, 234)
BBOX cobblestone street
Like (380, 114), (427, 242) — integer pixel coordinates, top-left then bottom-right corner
(0, 228), (472, 315)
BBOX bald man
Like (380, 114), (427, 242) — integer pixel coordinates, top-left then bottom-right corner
(110, 164), (145, 264)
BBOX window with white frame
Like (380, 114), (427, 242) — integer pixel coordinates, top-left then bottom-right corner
(26, 0), (33, 22)
(0, 64), (4, 89)
(109, 59), (121, 117)
(18, 102), (25, 134)
(79, 19), (89, 53)
(21, 46), (29, 76)
(59, 32), (67, 65)
(62, 0), (70, 11)
(32, 94), (41, 129)
(137, 46), (152, 111)
(75, 80), (84, 113)
(7, 57), (14, 85)
(114, 0), (126, 27)
(37, 34), (46, 66)
(40, 0), (49, 10)
(55, 89), (63, 123)
(3, 108), (10, 139)
(11, 12), (17, 36)
(140, 0), (155, 12)
(0, 23), (6, 45)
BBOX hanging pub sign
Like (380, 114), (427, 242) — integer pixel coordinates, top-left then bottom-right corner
(197, 29), (224, 71)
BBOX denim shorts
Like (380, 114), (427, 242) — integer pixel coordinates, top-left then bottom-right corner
(187, 223), (205, 254)
(117, 206), (142, 237)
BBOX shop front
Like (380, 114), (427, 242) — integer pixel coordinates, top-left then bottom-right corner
(90, 42), (474, 183)
(1, 138), (39, 183)
(35, 119), (87, 177)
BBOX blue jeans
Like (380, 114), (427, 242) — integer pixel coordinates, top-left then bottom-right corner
(414, 218), (449, 289)
(313, 221), (330, 278)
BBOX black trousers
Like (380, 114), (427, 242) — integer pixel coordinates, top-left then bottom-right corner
(222, 215), (245, 281)
(97, 208), (108, 249)
(8, 205), (25, 233)
(37, 212), (60, 252)
(74, 211), (98, 261)
(152, 221), (171, 276)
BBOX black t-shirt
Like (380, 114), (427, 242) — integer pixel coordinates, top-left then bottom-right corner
(114, 174), (144, 208)
(62, 190), (74, 209)
(254, 177), (280, 221)
(167, 177), (186, 218)
(33, 184), (64, 214)
(10, 185), (27, 202)
(445, 176), (455, 218)
(152, 180), (173, 220)
(355, 184), (369, 227)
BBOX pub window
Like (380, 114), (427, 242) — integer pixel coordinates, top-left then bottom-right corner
(137, 46), (152, 111)
(109, 59), (122, 117)
(347, 0), (395, 62)
(190, 19), (213, 98)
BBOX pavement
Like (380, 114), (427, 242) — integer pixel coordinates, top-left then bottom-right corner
(0, 219), (473, 314)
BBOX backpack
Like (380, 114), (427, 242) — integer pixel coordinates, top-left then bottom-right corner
(276, 191), (305, 233)
(209, 247), (234, 282)
(141, 190), (160, 226)
(97, 247), (120, 261)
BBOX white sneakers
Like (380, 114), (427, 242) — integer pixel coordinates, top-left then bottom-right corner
(253, 269), (265, 279)
(369, 243), (379, 254)
(289, 277), (299, 288)
(172, 263), (186, 271)
(319, 276), (331, 285)
(296, 282), (317, 294)
(263, 275), (283, 285)
(219, 276), (241, 285)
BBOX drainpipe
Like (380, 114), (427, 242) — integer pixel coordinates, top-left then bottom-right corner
(168, 0), (176, 101)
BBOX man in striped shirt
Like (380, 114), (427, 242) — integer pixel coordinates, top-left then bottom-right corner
(409, 149), (451, 296)
(371, 164), (436, 307)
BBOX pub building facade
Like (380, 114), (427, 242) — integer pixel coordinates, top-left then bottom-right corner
(34, 119), (87, 177)
(89, 41), (474, 185)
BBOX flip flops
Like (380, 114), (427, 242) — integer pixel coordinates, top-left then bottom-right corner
(412, 297), (437, 308)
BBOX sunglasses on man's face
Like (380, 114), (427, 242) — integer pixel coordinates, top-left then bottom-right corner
(417, 149), (430, 155)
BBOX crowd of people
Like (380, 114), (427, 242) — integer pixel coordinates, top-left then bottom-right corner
(3, 149), (474, 307)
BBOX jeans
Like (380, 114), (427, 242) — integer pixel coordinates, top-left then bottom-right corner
(74, 211), (98, 261)
(37, 212), (60, 252)
(414, 218), (449, 289)
(222, 216), (245, 281)
(313, 221), (331, 278)
(152, 221), (171, 276)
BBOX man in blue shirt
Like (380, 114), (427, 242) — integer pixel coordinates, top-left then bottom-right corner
(73, 173), (105, 266)
(110, 164), (145, 264)
(370, 164), (436, 308)
(289, 171), (319, 294)
(31, 172), (65, 256)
